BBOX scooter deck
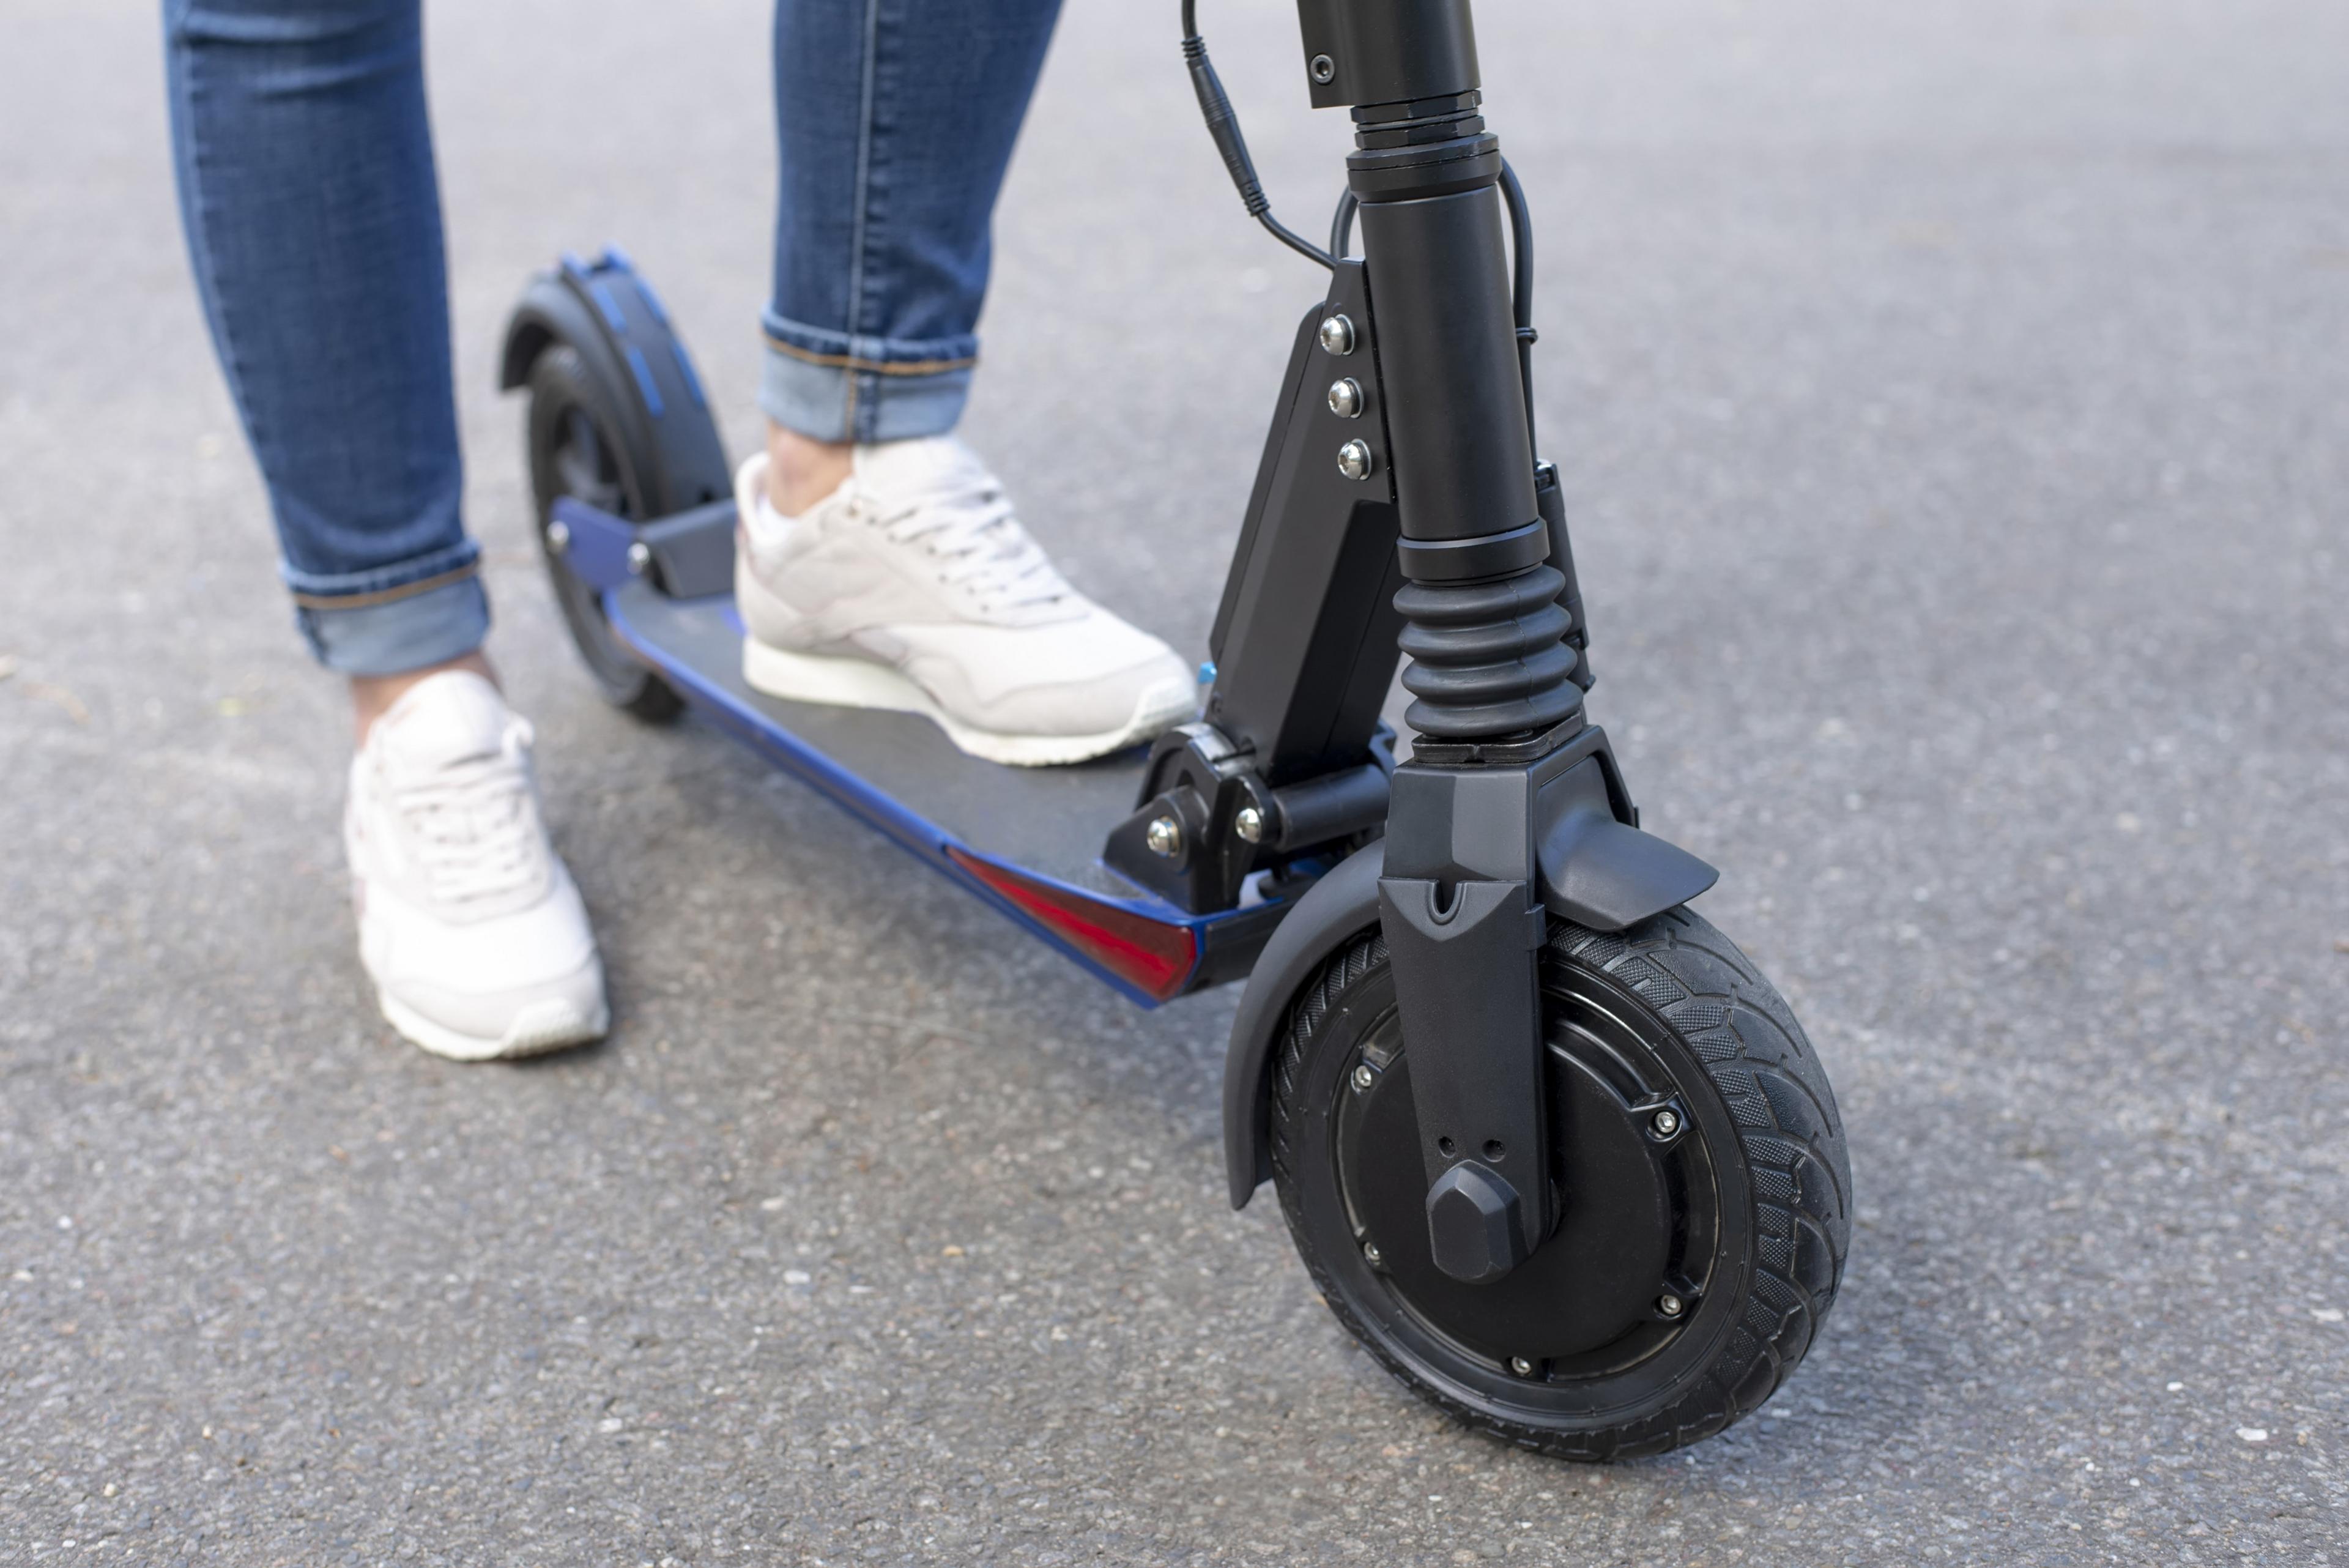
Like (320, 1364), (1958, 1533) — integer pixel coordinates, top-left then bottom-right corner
(553, 497), (1291, 1005)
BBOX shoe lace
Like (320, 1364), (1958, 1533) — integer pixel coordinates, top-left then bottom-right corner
(388, 725), (544, 906)
(863, 475), (1072, 613)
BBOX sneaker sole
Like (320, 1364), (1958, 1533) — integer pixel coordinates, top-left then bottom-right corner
(741, 639), (1191, 767)
(377, 989), (609, 1063)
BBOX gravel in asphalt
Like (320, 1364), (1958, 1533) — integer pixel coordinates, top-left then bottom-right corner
(3, 1), (2345, 1562)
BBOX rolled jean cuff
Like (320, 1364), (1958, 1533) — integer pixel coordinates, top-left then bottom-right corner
(290, 554), (491, 677)
(759, 311), (975, 445)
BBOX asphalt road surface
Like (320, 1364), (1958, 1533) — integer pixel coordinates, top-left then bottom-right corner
(4, 1), (2345, 1563)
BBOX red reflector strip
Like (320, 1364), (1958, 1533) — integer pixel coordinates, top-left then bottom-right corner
(944, 847), (1198, 1002)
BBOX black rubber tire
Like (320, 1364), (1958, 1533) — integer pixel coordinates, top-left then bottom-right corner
(524, 343), (685, 721)
(1269, 906), (1852, 1460)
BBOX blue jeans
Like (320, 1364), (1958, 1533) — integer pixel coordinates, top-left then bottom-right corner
(164, 0), (1063, 677)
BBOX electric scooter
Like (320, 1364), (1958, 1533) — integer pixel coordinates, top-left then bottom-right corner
(499, 0), (1851, 1459)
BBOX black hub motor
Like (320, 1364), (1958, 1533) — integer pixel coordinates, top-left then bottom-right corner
(1270, 910), (1847, 1457)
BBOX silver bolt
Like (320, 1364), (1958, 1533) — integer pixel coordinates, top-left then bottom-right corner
(1144, 815), (1184, 858)
(1337, 440), (1375, 481)
(1327, 377), (1364, 418)
(1317, 314), (1356, 355)
(1362, 1240), (1382, 1266)
(1650, 1108), (1682, 1139)
(1658, 1293), (1686, 1319)
(1351, 1063), (1376, 1093)
(625, 540), (652, 577)
(1509, 1356), (1537, 1377)
(1234, 804), (1265, 844)
(545, 519), (572, 556)
(1310, 53), (1336, 84)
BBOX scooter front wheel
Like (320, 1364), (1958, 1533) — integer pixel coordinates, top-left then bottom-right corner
(1269, 907), (1850, 1459)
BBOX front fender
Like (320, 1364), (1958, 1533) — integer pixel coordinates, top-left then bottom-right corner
(1220, 743), (1721, 1212)
(1222, 844), (1384, 1209)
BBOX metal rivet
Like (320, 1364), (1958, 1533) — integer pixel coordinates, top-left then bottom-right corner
(1310, 53), (1336, 84)
(545, 520), (571, 556)
(1362, 1240), (1382, 1266)
(1509, 1356), (1537, 1377)
(1327, 377), (1364, 418)
(1351, 1063), (1376, 1093)
(625, 540), (652, 577)
(1658, 1293), (1686, 1319)
(1145, 816), (1184, 858)
(1317, 314), (1356, 355)
(1650, 1108), (1682, 1139)
(1234, 804), (1265, 844)
(1337, 440), (1374, 481)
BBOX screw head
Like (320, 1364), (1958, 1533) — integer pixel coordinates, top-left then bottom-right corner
(1336, 440), (1375, 481)
(1362, 1239), (1383, 1266)
(1310, 53), (1337, 85)
(1351, 1063), (1376, 1093)
(1317, 314), (1356, 355)
(625, 540), (652, 576)
(1657, 1293), (1686, 1319)
(1326, 377), (1364, 418)
(1234, 803), (1265, 844)
(1144, 815), (1184, 858)
(545, 520), (571, 556)
(1508, 1356), (1537, 1377)
(1650, 1108), (1682, 1139)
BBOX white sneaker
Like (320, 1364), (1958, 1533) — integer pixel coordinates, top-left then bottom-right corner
(344, 671), (607, 1061)
(733, 438), (1197, 766)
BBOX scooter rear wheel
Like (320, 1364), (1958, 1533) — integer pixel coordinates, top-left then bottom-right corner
(1269, 907), (1850, 1459)
(524, 343), (685, 721)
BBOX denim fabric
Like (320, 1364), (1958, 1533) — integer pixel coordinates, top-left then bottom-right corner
(164, 0), (1062, 675)
(762, 0), (1064, 442)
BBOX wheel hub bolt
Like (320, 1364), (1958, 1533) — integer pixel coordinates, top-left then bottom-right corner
(1362, 1240), (1382, 1267)
(1234, 804), (1265, 844)
(1145, 816), (1184, 858)
(1509, 1356), (1537, 1378)
(1658, 1293), (1686, 1319)
(1650, 1108), (1682, 1139)
(1351, 1063), (1376, 1093)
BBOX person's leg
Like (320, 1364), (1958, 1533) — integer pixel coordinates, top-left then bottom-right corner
(165, 0), (604, 1058)
(761, 0), (1065, 508)
(165, 0), (485, 726)
(738, 0), (1197, 766)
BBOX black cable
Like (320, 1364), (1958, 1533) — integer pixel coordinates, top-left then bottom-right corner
(1330, 190), (1358, 261)
(1182, 1), (1335, 270)
(1497, 158), (1538, 447)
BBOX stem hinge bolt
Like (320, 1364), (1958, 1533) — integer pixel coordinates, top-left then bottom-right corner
(1234, 804), (1265, 844)
(1337, 440), (1375, 481)
(1317, 314), (1355, 355)
(1327, 377), (1364, 418)
(1144, 815), (1184, 858)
